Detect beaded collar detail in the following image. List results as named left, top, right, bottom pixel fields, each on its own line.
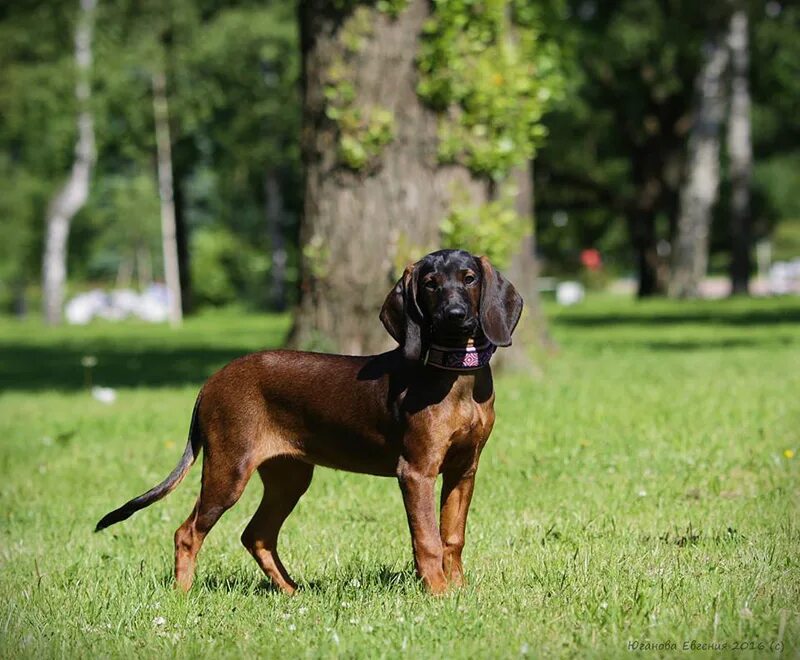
left=423, top=340, right=496, bottom=371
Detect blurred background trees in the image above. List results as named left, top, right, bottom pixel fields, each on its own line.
left=535, top=0, right=799, bottom=297
left=0, top=1, right=798, bottom=336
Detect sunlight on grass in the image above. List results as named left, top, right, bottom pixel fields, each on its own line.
left=1, top=298, right=798, bottom=657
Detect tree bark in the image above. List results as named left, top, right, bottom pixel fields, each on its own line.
left=492, top=162, right=551, bottom=371
left=152, top=70, right=183, bottom=327
left=265, top=172, right=288, bottom=310
left=669, top=32, right=729, bottom=298
left=628, top=195, right=663, bottom=298
left=727, top=9, right=752, bottom=295
left=41, top=0, right=96, bottom=325
left=291, top=0, right=487, bottom=355
left=172, top=177, right=192, bottom=314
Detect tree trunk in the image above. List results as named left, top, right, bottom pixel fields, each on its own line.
left=290, top=0, right=486, bottom=355
left=629, top=208, right=662, bottom=298
left=492, top=161, right=551, bottom=372
left=172, top=173, right=192, bottom=314
left=152, top=70, right=183, bottom=327
left=265, top=172, right=288, bottom=310
left=727, top=9, right=752, bottom=295
left=136, top=245, right=152, bottom=289
left=669, top=32, right=729, bottom=298
left=41, top=0, right=96, bottom=325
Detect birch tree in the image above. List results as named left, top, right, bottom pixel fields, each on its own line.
left=152, top=70, right=183, bottom=326
left=41, top=0, right=96, bottom=325
left=669, top=31, right=729, bottom=298
left=727, top=8, right=752, bottom=295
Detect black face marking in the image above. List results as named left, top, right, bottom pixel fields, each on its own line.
left=415, top=250, right=482, bottom=343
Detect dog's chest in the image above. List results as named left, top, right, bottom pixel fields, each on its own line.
left=446, top=394, right=494, bottom=447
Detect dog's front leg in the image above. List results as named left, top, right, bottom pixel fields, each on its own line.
left=439, top=464, right=477, bottom=587
left=397, top=459, right=448, bottom=594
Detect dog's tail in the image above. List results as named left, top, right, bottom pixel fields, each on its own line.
left=94, top=393, right=204, bottom=532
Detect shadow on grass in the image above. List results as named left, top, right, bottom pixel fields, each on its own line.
left=302, top=565, right=416, bottom=593
left=181, top=564, right=417, bottom=596
left=0, top=343, right=253, bottom=392
left=196, top=572, right=288, bottom=596
left=623, top=336, right=797, bottom=352
left=555, top=305, right=800, bottom=328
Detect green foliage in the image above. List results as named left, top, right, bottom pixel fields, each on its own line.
left=324, top=6, right=397, bottom=171
left=301, top=233, right=332, bottom=280
left=337, top=107, right=395, bottom=170
left=0, top=1, right=78, bottom=305
left=82, top=172, right=161, bottom=281
left=771, top=220, right=800, bottom=263
left=191, top=226, right=269, bottom=308
left=440, top=190, right=528, bottom=269
left=534, top=0, right=704, bottom=275
left=0, top=0, right=302, bottom=311
left=376, top=0, right=409, bottom=19
left=1, top=297, right=799, bottom=655
left=0, top=155, right=46, bottom=309
left=417, top=0, right=565, bottom=179
left=536, top=1, right=800, bottom=277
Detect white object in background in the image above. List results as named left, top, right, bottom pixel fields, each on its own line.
left=91, top=386, right=117, bottom=405
left=65, top=284, right=171, bottom=324
left=768, top=260, right=800, bottom=295
left=137, top=284, right=170, bottom=322
left=65, top=290, right=107, bottom=325
left=556, top=281, right=585, bottom=306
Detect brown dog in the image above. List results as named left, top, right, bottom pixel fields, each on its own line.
left=96, top=249, right=522, bottom=594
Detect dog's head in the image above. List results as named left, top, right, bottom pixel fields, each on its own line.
left=380, top=249, right=523, bottom=361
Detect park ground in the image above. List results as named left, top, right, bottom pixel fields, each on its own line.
left=1, top=295, right=798, bottom=658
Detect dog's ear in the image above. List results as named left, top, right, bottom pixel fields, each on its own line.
left=477, top=256, right=523, bottom=347
left=380, top=264, right=423, bottom=361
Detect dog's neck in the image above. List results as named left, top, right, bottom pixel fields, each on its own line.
left=422, top=337, right=496, bottom=372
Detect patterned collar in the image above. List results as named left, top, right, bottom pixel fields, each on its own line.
left=423, top=340, right=496, bottom=372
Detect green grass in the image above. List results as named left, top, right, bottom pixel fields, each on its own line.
left=1, top=296, right=799, bottom=658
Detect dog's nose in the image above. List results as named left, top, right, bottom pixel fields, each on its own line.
left=445, top=306, right=467, bottom=322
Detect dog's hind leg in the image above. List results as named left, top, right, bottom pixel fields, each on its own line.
left=174, top=456, right=254, bottom=592
left=241, top=457, right=314, bottom=595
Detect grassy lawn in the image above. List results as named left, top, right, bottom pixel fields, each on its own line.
left=1, top=297, right=798, bottom=658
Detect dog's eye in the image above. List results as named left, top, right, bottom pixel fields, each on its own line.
left=464, top=274, right=476, bottom=285
left=424, top=280, right=438, bottom=291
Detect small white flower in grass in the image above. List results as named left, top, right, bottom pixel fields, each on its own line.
left=413, top=615, right=424, bottom=624
left=637, top=489, right=647, bottom=497
left=350, top=578, right=361, bottom=588
left=520, top=643, right=529, bottom=655
left=152, top=616, right=166, bottom=627
left=298, top=607, right=308, bottom=615
left=92, top=386, right=117, bottom=405
left=81, top=355, right=98, bottom=368
left=349, top=618, right=358, bottom=625
left=282, top=612, right=292, bottom=620
left=288, top=624, right=296, bottom=632
left=331, top=631, right=340, bottom=644
left=600, top=601, right=608, bottom=610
